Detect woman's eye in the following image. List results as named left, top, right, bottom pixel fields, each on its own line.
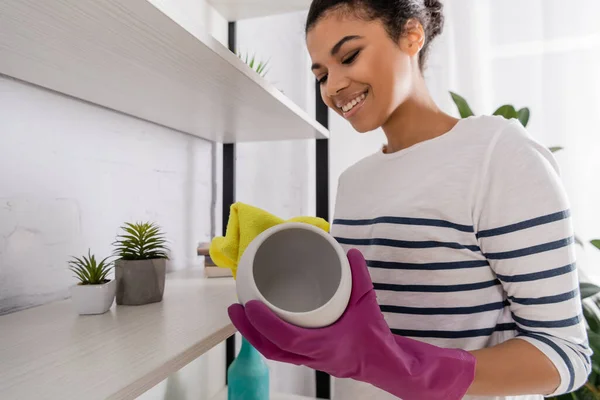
left=317, top=75, right=328, bottom=85
left=342, top=50, right=360, bottom=64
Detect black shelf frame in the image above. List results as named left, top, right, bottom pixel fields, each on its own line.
left=224, top=21, right=237, bottom=384
left=314, top=80, right=331, bottom=399
left=223, top=21, right=331, bottom=399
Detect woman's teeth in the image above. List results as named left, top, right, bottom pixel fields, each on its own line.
left=342, top=93, right=366, bottom=112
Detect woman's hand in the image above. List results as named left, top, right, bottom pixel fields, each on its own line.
left=228, top=249, right=477, bottom=400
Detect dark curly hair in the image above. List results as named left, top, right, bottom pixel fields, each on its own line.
left=306, top=0, right=444, bottom=70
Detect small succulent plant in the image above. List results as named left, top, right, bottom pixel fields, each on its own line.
left=68, top=250, right=113, bottom=285
left=237, top=51, right=270, bottom=78
left=113, top=222, right=169, bottom=261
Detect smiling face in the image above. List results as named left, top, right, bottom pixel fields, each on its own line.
left=306, top=8, right=422, bottom=133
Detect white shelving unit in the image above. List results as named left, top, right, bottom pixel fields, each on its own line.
left=212, top=387, right=318, bottom=400
left=207, top=0, right=312, bottom=21
left=0, top=0, right=330, bottom=398
left=0, top=269, right=237, bottom=400
left=0, top=0, right=328, bottom=143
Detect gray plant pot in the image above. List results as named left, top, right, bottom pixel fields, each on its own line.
left=115, top=258, right=166, bottom=305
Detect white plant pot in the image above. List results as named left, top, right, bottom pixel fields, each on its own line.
left=69, top=280, right=116, bottom=315
left=236, top=222, right=352, bottom=328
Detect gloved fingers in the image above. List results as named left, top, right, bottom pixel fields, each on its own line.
left=244, top=250, right=376, bottom=354
left=228, top=303, right=310, bottom=365
left=346, top=248, right=375, bottom=306
left=244, top=300, right=319, bottom=355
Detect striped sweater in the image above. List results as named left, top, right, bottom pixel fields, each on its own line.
left=329, top=115, right=591, bottom=400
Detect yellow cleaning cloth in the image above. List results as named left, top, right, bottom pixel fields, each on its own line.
left=209, top=202, right=330, bottom=279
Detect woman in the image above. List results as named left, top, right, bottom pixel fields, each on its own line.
left=228, top=1, right=592, bottom=399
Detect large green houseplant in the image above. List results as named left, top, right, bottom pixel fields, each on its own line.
left=113, top=221, right=169, bottom=306
left=450, top=92, right=600, bottom=398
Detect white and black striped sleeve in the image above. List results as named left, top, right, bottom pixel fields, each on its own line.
left=473, top=121, right=592, bottom=396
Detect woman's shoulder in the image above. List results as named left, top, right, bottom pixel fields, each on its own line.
left=449, top=114, right=524, bottom=145
left=475, top=115, right=558, bottom=172
left=457, top=114, right=542, bottom=148
left=449, top=114, right=558, bottom=172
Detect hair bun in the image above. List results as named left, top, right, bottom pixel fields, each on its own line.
left=424, top=0, right=444, bottom=38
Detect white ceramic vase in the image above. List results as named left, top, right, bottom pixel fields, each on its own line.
left=236, top=222, right=352, bottom=328
left=69, top=280, right=116, bottom=315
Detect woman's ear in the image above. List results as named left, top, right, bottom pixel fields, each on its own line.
left=399, top=18, right=425, bottom=57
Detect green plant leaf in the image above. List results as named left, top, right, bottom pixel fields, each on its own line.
left=577, top=384, right=599, bottom=399
left=591, top=240, right=600, bottom=250
left=256, top=61, right=267, bottom=76
left=585, top=310, right=600, bottom=335
left=549, top=146, right=564, bottom=153
left=588, top=330, right=600, bottom=353
left=116, top=234, right=139, bottom=241
left=581, top=283, right=600, bottom=299
left=69, top=267, right=88, bottom=283
left=113, top=222, right=169, bottom=260
left=122, top=225, right=140, bottom=235
left=68, top=249, right=113, bottom=285
left=256, top=58, right=270, bottom=77
left=69, top=256, right=92, bottom=283
left=592, top=364, right=600, bottom=378
left=237, top=51, right=269, bottom=78
left=493, top=105, right=519, bottom=120
left=517, top=107, right=530, bottom=127
left=550, top=393, right=578, bottom=399
left=449, top=92, right=475, bottom=118
left=587, top=332, right=600, bottom=394
left=581, top=278, right=600, bottom=397
left=594, top=297, right=600, bottom=311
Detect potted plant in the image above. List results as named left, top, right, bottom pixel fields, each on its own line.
left=113, top=221, right=169, bottom=306
left=68, top=250, right=115, bottom=315
left=237, top=51, right=270, bottom=78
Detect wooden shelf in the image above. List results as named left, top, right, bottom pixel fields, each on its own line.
left=207, top=0, right=312, bottom=21
left=212, top=387, right=318, bottom=400
left=0, top=0, right=328, bottom=143
left=0, top=269, right=237, bottom=400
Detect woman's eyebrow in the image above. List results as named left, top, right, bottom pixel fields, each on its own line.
left=311, top=35, right=363, bottom=70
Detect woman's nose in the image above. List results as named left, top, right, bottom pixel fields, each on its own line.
left=326, top=73, right=350, bottom=97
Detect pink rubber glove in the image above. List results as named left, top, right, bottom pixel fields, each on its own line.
left=228, top=249, right=476, bottom=400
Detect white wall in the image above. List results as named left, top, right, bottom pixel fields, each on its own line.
left=235, top=11, right=316, bottom=220
left=0, top=75, right=213, bottom=312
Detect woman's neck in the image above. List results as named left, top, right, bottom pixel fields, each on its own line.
left=381, top=78, right=459, bottom=154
